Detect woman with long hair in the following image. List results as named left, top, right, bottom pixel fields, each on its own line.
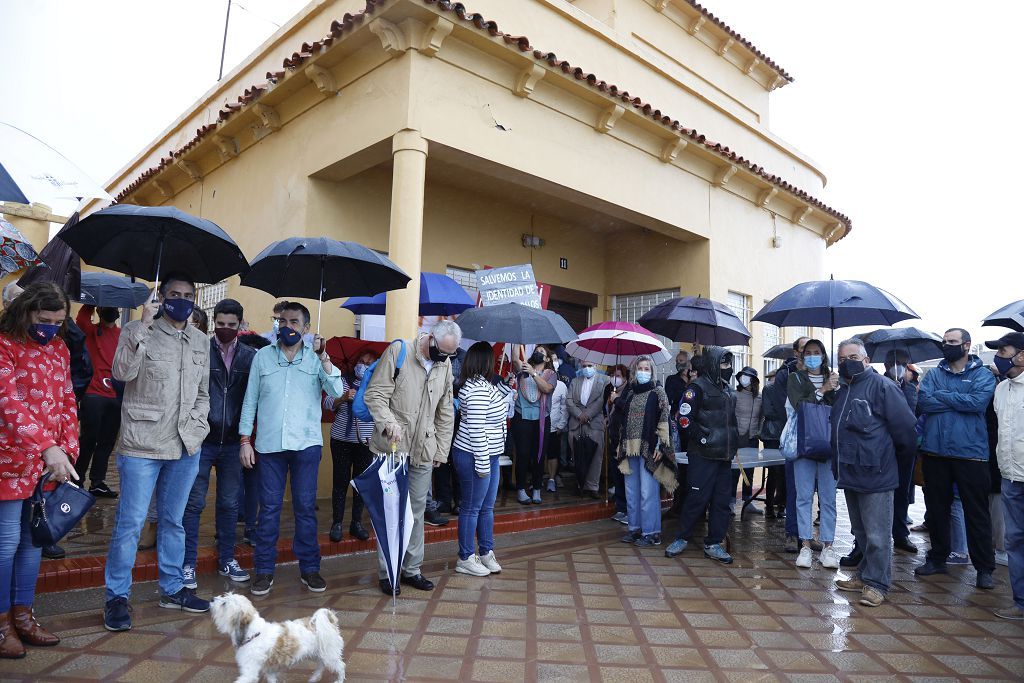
left=787, top=339, right=840, bottom=569
left=451, top=342, right=513, bottom=576
left=606, top=364, right=631, bottom=522
left=511, top=346, right=555, bottom=504
left=732, top=367, right=762, bottom=514
left=0, top=282, right=79, bottom=659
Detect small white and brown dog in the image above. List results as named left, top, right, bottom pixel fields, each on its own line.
left=210, top=593, right=346, bottom=683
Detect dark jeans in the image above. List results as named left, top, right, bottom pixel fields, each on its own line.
left=765, top=465, right=787, bottom=511
left=921, top=455, right=994, bottom=572
left=329, top=439, right=370, bottom=525
left=511, top=415, right=544, bottom=491
left=613, top=460, right=627, bottom=514
left=254, top=446, right=322, bottom=575
left=845, top=489, right=894, bottom=594
left=75, top=394, right=121, bottom=486
left=676, top=455, right=732, bottom=546
left=183, top=442, right=242, bottom=566
left=892, top=450, right=916, bottom=541
left=433, top=460, right=461, bottom=509
left=784, top=459, right=798, bottom=536
left=239, top=463, right=259, bottom=536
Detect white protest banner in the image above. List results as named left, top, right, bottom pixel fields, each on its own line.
left=475, top=264, right=542, bottom=308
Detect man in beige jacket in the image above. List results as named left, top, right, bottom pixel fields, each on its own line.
left=364, top=319, right=458, bottom=595
left=103, top=273, right=211, bottom=632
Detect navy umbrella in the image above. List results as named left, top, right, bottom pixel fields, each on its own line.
left=342, top=272, right=475, bottom=316
left=351, top=455, right=412, bottom=601
left=241, top=236, right=410, bottom=333
left=637, top=296, right=751, bottom=346
left=753, top=279, right=919, bottom=331
left=77, top=272, right=152, bottom=308
left=982, top=300, right=1024, bottom=333
left=763, top=343, right=795, bottom=360
left=857, top=327, right=943, bottom=363
left=455, top=302, right=576, bottom=344
left=59, top=204, right=248, bottom=285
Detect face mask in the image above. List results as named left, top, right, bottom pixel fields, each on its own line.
left=942, top=344, right=966, bottom=363
left=99, top=308, right=120, bottom=323
left=612, top=376, right=623, bottom=388
left=162, top=298, right=194, bottom=322
left=886, top=365, right=906, bottom=381
left=29, top=323, right=60, bottom=345
left=738, top=375, right=751, bottom=388
left=839, top=359, right=865, bottom=380
left=803, top=355, right=823, bottom=370
left=278, top=326, right=303, bottom=347
left=993, top=355, right=1017, bottom=376
left=635, top=371, right=652, bottom=384
left=529, top=351, right=546, bottom=366
left=214, top=327, right=238, bottom=344
left=580, top=365, right=596, bottom=378
left=428, top=338, right=451, bottom=363
left=720, top=367, right=734, bottom=383
left=354, top=363, right=368, bottom=379
left=552, top=358, right=561, bottom=370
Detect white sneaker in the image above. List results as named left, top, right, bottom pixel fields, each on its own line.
left=456, top=555, right=491, bottom=577
left=546, top=479, right=556, bottom=492
left=479, top=551, right=502, bottom=573
left=532, top=490, right=542, bottom=504
left=996, top=550, right=1009, bottom=567
left=796, top=547, right=813, bottom=568
left=819, top=546, right=840, bottom=569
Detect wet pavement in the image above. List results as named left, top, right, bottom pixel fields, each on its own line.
left=15, top=494, right=1024, bottom=682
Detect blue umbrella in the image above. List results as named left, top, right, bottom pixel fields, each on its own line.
left=637, top=296, right=751, bottom=346
left=857, top=327, right=943, bottom=363
left=78, top=272, right=152, bottom=308
left=342, top=272, right=475, bottom=316
left=982, top=300, right=1024, bottom=333
left=351, top=455, right=413, bottom=599
left=753, top=279, right=919, bottom=336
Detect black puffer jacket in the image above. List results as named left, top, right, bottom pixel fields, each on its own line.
left=680, top=346, right=739, bottom=462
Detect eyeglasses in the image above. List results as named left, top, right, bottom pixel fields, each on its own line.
left=430, top=339, right=457, bottom=359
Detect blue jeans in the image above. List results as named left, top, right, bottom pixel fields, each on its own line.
left=793, top=457, right=836, bottom=544
left=0, top=499, right=40, bottom=612
left=183, top=443, right=242, bottom=567
left=625, top=458, right=662, bottom=536
left=1002, top=479, right=1024, bottom=609
left=254, top=446, right=321, bottom=576
left=845, top=490, right=894, bottom=594
left=452, top=449, right=500, bottom=561
left=950, top=496, right=968, bottom=555
left=105, top=451, right=202, bottom=600
left=785, top=459, right=798, bottom=537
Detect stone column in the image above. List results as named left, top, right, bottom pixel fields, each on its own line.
left=385, top=129, right=427, bottom=341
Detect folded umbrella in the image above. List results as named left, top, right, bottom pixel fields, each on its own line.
left=77, top=272, right=152, bottom=308
left=342, top=272, right=475, bottom=316
left=351, top=454, right=413, bottom=603
left=858, top=327, right=943, bottom=364
left=982, top=300, right=1024, bottom=333
left=637, top=296, right=750, bottom=346
left=455, top=302, right=576, bottom=344
left=566, top=321, right=671, bottom=365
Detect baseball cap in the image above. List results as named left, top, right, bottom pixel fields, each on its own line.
left=984, top=332, right=1024, bottom=350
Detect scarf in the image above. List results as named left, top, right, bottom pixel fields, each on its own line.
left=617, top=381, right=677, bottom=493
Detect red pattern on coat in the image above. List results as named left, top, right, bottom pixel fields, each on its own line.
left=0, top=334, right=79, bottom=501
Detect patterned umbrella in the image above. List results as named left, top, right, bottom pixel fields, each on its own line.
left=0, top=219, right=42, bottom=276
left=566, top=321, right=672, bottom=365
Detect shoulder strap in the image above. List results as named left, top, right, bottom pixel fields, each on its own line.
left=392, top=340, right=406, bottom=381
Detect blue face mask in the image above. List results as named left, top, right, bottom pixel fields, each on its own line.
left=162, top=298, right=195, bottom=323
left=803, top=355, right=823, bottom=370
left=354, top=363, right=368, bottom=379
left=278, top=326, right=303, bottom=347
left=635, top=370, right=652, bottom=384
left=994, top=355, right=1018, bottom=376
left=29, top=323, right=60, bottom=345
left=580, top=365, right=596, bottom=378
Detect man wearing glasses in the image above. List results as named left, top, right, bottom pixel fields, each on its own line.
left=103, top=273, right=211, bottom=632
left=239, top=301, right=344, bottom=597
left=364, top=320, right=458, bottom=595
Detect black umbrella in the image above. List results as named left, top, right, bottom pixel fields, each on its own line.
left=18, top=212, right=82, bottom=295
left=59, top=204, right=249, bottom=284
left=857, top=327, right=943, bottom=364
left=240, top=236, right=410, bottom=333
left=637, top=296, right=751, bottom=346
left=982, top=300, right=1024, bottom=333
left=77, top=272, right=151, bottom=308
left=455, top=303, right=576, bottom=344
left=763, top=343, right=795, bottom=360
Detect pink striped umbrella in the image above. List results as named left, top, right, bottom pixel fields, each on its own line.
left=565, top=321, right=672, bottom=366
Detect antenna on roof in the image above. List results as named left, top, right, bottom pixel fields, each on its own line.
left=218, top=0, right=233, bottom=81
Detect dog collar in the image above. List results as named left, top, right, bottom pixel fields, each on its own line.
left=239, top=630, right=261, bottom=646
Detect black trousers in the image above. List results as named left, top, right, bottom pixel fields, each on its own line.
left=511, top=415, right=544, bottom=491
left=765, top=466, right=787, bottom=510
left=329, top=439, right=371, bottom=525
left=433, top=460, right=461, bottom=508
left=74, top=394, right=121, bottom=486
left=921, top=455, right=994, bottom=572
left=676, top=455, right=732, bottom=546
left=892, top=450, right=916, bottom=541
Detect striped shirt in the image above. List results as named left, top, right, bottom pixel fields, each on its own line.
left=323, top=376, right=375, bottom=444
left=454, top=377, right=514, bottom=476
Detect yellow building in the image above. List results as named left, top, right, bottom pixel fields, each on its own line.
left=93, top=0, right=848, bottom=375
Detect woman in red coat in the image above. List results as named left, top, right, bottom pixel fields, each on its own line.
left=0, top=282, right=79, bottom=659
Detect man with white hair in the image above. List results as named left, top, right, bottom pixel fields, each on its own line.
left=1, top=282, right=23, bottom=309
left=364, top=319, right=458, bottom=595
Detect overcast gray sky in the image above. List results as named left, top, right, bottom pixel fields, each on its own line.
left=2, top=0, right=1019, bottom=346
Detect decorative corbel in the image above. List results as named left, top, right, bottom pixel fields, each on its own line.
left=594, top=104, right=624, bottom=134
left=713, top=164, right=738, bottom=187
left=152, top=180, right=173, bottom=198
left=825, top=222, right=845, bottom=242
left=654, top=0, right=670, bottom=11
left=717, top=38, right=734, bottom=57
left=792, top=205, right=813, bottom=226
left=212, top=135, right=239, bottom=161
left=252, top=103, right=281, bottom=130
left=659, top=138, right=687, bottom=163
left=304, top=64, right=339, bottom=95
left=513, top=64, right=545, bottom=98
left=369, top=17, right=410, bottom=55
left=176, top=160, right=202, bottom=182
left=769, top=74, right=786, bottom=90
left=687, top=15, right=705, bottom=35
left=744, top=58, right=760, bottom=75
left=756, top=187, right=778, bottom=208
left=420, top=16, right=454, bottom=57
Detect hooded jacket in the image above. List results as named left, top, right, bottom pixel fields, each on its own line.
left=993, top=370, right=1024, bottom=483
left=677, top=346, right=738, bottom=462
left=917, top=355, right=996, bottom=460
left=831, top=368, right=918, bottom=493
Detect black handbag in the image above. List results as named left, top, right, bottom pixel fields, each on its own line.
left=29, top=473, right=96, bottom=547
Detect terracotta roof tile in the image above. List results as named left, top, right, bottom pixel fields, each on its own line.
left=680, top=0, right=792, bottom=82
left=113, top=0, right=847, bottom=239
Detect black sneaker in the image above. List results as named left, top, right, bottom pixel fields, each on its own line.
left=329, top=522, right=343, bottom=543
left=250, top=574, right=274, bottom=596
left=89, top=483, right=118, bottom=499
left=41, top=544, right=66, bottom=560
left=976, top=571, right=995, bottom=590
left=914, top=560, right=948, bottom=577
left=840, top=548, right=863, bottom=567
left=159, top=588, right=210, bottom=613
left=424, top=509, right=448, bottom=527
left=300, top=572, right=327, bottom=593
left=893, top=537, right=918, bottom=554
left=103, top=597, right=132, bottom=631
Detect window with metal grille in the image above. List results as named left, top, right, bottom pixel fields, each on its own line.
left=445, top=266, right=478, bottom=299
left=611, top=289, right=679, bottom=383
left=194, top=281, right=227, bottom=325
left=726, top=290, right=752, bottom=372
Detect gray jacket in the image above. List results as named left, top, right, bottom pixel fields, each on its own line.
left=112, top=316, right=211, bottom=459
left=567, top=374, right=610, bottom=432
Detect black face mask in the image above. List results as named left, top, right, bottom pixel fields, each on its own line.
left=528, top=351, right=546, bottom=366
left=720, top=367, right=734, bottom=384
left=428, top=339, right=451, bottom=363
left=99, top=308, right=120, bottom=323
left=839, top=359, right=865, bottom=380
left=942, top=344, right=967, bottom=363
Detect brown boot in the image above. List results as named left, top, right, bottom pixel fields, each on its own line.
left=11, top=605, right=60, bottom=646
left=0, top=611, right=26, bottom=659
left=138, top=521, right=157, bottom=551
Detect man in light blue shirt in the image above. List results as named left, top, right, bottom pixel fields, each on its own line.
left=239, top=301, right=343, bottom=596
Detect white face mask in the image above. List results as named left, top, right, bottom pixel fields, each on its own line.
left=552, top=358, right=561, bottom=370
left=738, top=375, right=751, bottom=388
left=612, top=377, right=623, bottom=388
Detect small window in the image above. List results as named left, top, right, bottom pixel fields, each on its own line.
left=194, top=281, right=227, bottom=324
left=611, top=289, right=680, bottom=384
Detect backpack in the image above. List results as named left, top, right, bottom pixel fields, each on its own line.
left=352, top=340, right=406, bottom=422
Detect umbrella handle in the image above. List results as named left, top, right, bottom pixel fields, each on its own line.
left=316, top=258, right=324, bottom=337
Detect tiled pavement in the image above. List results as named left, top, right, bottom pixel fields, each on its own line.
left=13, top=503, right=1024, bottom=682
